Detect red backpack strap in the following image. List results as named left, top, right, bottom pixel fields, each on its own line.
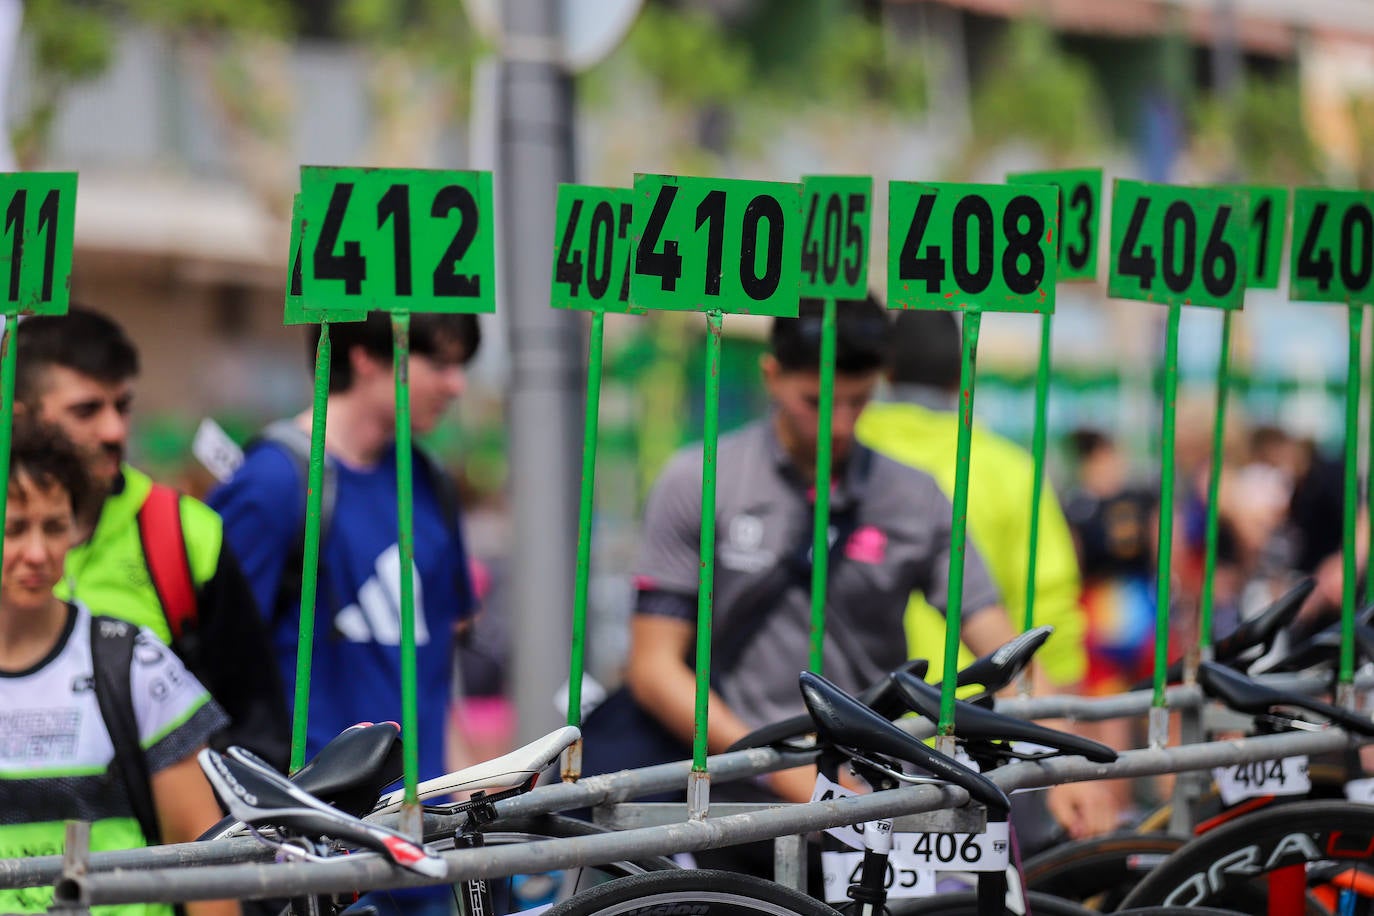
left=137, top=483, right=198, bottom=641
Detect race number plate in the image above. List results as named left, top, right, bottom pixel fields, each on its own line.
left=1108, top=180, right=1248, bottom=309
left=300, top=166, right=496, bottom=315
left=1289, top=188, right=1374, bottom=305
left=0, top=172, right=77, bottom=316
left=1213, top=756, right=1310, bottom=806
left=887, top=181, right=1058, bottom=313
left=800, top=175, right=872, bottom=300
left=894, top=821, right=1012, bottom=873
left=285, top=193, right=365, bottom=324
left=551, top=185, right=638, bottom=312
left=1238, top=185, right=1287, bottom=290
left=631, top=173, right=801, bottom=316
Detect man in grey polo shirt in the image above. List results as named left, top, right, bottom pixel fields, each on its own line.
left=626, top=296, right=1019, bottom=806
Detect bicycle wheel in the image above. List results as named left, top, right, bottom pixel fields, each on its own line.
left=890, top=889, right=1095, bottom=915
left=541, top=870, right=840, bottom=916
left=1021, top=832, right=1184, bottom=910
left=1118, top=800, right=1374, bottom=914
left=1114, top=909, right=1250, bottom=915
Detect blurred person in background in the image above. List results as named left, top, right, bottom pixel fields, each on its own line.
left=856, top=308, right=1120, bottom=839
left=0, top=419, right=233, bottom=916
left=14, top=307, right=289, bottom=770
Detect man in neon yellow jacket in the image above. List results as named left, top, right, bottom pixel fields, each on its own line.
left=856, top=309, right=1086, bottom=689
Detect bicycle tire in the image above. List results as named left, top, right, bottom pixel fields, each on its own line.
left=1118, top=799, right=1374, bottom=913
left=888, top=889, right=1095, bottom=916
left=1114, top=909, right=1250, bottom=915
left=1020, top=832, right=1184, bottom=910
left=541, top=870, right=840, bottom=916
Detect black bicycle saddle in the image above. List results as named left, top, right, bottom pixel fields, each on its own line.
left=1197, top=660, right=1374, bottom=736
left=1213, top=577, right=1314, bottom=664
left=726, top=659, right=930, bottom=753
left=289, top=722, right=404, bottom=817
left=890, top=669, right=1117, bottom=763
left=955, top=625, right=1054, bottom=698
left=799, top=671, right=1009, bottom=814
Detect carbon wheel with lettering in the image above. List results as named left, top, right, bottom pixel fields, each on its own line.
left=1118, top=800, right=1374, bottom=914
left=541, top=870, right=841, bottom=916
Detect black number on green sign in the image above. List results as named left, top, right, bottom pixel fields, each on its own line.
left=587, top=202, right=616, bottom=300
left=803, top=193, right=867, bottom=288
left=315, top=183, right=481, bottom=299
left=316, top=183, right=367, bottom=294
left=5, top=189, right=60, bottom=304
left=1066, top=183, right=1093, bottom=272
left=378, top=184, right=412, bottom=297
left=899, top=193, right=1044, bottom=295
left=1117, top=198, right=1236, bottom=298
left=1203, top=207, right=1238, bottom=297
left=952, top=196, right=993, bottom=294
left=1117, top=198, right=1154, bottom=290
left=696, top=190, right=725, bottom=297
left=637, top=185, right=683, bottom=292
left=431, top=185, right=481, bottom=297
left=1296, top=203, right=1333, bottom=291
left=1004, top=196, right=1046, bottom=295
left=741, top=195, right=784, bottom=301
left=556, top=199, right=586, bottom=296
left=1252, top=197, right=1273, bottom=281
left=898, top=194, right=943, bottom=293
left=1341, top=205, right=1373, bottom=292
left=1161, top=202, right=1196, bottom=294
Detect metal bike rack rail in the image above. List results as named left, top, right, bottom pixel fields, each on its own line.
left=32, top=728, right=1364, bottom=910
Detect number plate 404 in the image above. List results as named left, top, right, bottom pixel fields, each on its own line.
left=887, top=182, right=1059, bottom=314
left=1213, top=756, right=1310, bottom=806
left=299, top=167, right=496, bottom=315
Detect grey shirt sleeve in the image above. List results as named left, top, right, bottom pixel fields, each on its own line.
left=632, top=450, right=704, bottom=597
left=916, top=476, right=1002, bottom=621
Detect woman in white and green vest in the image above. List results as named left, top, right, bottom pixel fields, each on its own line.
left=0, top=420, right=235, bottom=916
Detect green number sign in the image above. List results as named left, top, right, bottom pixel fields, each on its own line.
left=285, top=193, right=365, bottom=325
left=1289, top=189, right=1374, bottom=305
left=800, top=175, right=871, bottom=299
left=1240, top=186, right=1287, bottom=290
left=299, top=166, right=496, bottom=315
left=0, top=172, right=77, bottom=316
left=631, top=173, right=801, bottom=316
left=552, top=185, right=637, bottom=312
left=1007, top=168, right=1100, bottom=282
left=887, top=181, right=1058, bottom=313
left=1109, top=180, right=1248, bottom=309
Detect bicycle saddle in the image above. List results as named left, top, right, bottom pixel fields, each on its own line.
left=371, top=725, right=580, bottom=816
left=799, top=671, right=1009, bottom=814
left=1197, top=661, right=1374, bottom=736
left=289, top=722, right=404, bottom=818
left=1214, top=577, right=1314, bottom=663
left=1256, top=602, right=1374, bottom=674
left=955, top=625, right=1054, bottom=698
left=200, top=748, right=447, bottom=877
left=725, top=659, right=930, bottom=753
left=890, top=669, right=1118, bottom=763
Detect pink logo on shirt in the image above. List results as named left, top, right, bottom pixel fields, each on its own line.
left=845, top=525, right=887, bottom=565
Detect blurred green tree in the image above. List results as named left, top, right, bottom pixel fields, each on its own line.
left=1189, top=70, right=1321, bottom=184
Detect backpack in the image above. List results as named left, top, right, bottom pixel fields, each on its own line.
left=89, top=615, right=160, bottom=846
left=246, top=419, right=466, bottom=624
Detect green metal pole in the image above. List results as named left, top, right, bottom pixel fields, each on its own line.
left=291, top=323, right=332, bottom=773
left=938, top=309, right=981, bottom=744
left=1341, top=305, right=1363, bottom=693
left=1367, top=302, right=1374, bottom=610
left=392, top=312, right=420, bottom=827
left=1023, top=313, right=1053, bottom=635
left=1151, top=302, right=1183, bottom=748
left=1198, top=310, right=1234, bottom=660
left=690, top=310, right=724, bottom=820
left=0, top=319, right=17, bottom=564
left=809, top=297, right=837, bottom=673
left=564, top=310, right=606, bottom=781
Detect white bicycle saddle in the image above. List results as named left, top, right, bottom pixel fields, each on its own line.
left=370, top=725, right=580, bottom=816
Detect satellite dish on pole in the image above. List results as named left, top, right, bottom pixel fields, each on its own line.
left=462, top=0, right=644, bottom=72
